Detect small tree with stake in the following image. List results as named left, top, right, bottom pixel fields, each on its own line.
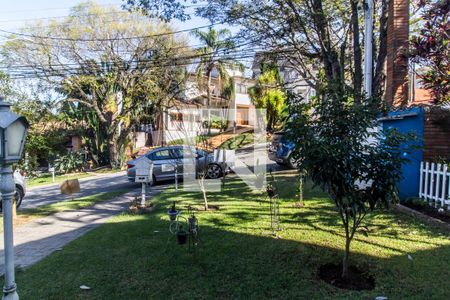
left=287, top=93, right=413, bottom=280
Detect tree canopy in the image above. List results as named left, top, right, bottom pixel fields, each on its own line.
left=248, top=67, right=286, bottom=131
left=1, top=2, right=190, bottom=166
left=410, top=0, right=450, bottom=104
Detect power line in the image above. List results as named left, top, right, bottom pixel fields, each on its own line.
left=4, top=48, right=264, bottom=77
left=0, top=22, right=219, bottom=42
left=0, top=2, right=207, bottom=24
left=0, top=5, right=268, bottom=42
left=0, top=35, right=261, bottom=71
left=2, top=38, right=287, bottom=79
left=3, top=43, right=270, bottom=79
left=5, top=47, right=293, bottom=79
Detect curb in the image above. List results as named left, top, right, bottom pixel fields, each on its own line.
left=395, top=204, right=450, bottom=232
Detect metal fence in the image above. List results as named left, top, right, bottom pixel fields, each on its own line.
left=419, top=161, right=450, bottom=208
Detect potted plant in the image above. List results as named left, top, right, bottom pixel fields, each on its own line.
left=266, top=183, right=276, bottom=198
left=176, top=226, right=188, bottom=245
left=168, top=201, right=178, bottom=221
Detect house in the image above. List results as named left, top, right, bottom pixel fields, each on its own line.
left=380, top=0, right=450, bottom=201
left=251, top=51, right=316, bottom=102
left=134, top=68, right=257, bottom=147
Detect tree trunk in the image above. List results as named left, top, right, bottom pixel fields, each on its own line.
left=108, top=136, right=120, bottom=168
left=342, top=234, right=351, bottom=279
left=298, top=173, right=304, bottom=204
left=207, top=72, right=212, bottom=135
left=351, top=0, right=362, bottom=102
left=373, top=0, right=389, bottom=98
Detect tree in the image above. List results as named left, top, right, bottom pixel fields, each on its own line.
left=248, top=67, right=287, bottom=131
left=123, top=0, right=194, bottom=21
left=286, top=93, right=412, bottom=279
left=191, top=28, right=243, bottom=132
left=196, top=0, right=389, bottom=102
left=410, top=0, right=450, bottom=104
left=1, top=2, right=189, bottom=167
left=11, top=97, right=68, bottom=175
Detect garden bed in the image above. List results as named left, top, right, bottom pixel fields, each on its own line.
left=402, top=201, right=450, bottom=224
left=397, top=202, right=450, bottom=230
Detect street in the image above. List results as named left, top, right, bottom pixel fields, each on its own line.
left=21, top=147, right=285, bottom=210
left=21, top=172, right=138, bottom=209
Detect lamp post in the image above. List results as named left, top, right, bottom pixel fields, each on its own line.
left=0, top=97, right=29, bottom=300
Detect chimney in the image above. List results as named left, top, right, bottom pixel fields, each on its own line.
left=385, top=0, right=409, bottom=107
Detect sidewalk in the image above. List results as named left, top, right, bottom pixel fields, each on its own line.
left=0, top=184, right=164, bottom=275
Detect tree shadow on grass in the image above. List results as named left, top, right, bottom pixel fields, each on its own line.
left=10, top=213, right=450, bottom=300
left=6, top=171, right=450, bottom=299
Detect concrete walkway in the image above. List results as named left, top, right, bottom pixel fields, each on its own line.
left=0, top=184, right=166, bottom=275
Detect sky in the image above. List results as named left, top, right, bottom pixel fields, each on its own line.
left=0, top=0, right=209, bottom=44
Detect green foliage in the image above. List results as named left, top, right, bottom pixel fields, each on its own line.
left=123, top=0, right=192, bottom=21
left=2, top=2, right=189, bottom=167
left=193, top=28, right=243, bottom=107
left=249, top=68, right=287, bottom=131
left=410, top=0, right=450, bottom=104
left=286, top=92, right=415, bottom=277
left=11, top=98, right=67, bottom=175
left=54, top=152, right=84, bottom=174
left=202, top=116, right=227, bottom=130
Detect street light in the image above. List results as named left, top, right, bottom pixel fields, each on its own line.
left=0, top=97, right=29, bottom=300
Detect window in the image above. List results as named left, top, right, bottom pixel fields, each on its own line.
left=169, top=113, right=183, bottom=121
left=236, top=83, right=247, bottom=94
left=150, top=149, right=173, bottom=160
left=173, top=147, right=196, bottom=159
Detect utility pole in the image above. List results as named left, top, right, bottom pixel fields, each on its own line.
left=364, top=0, right=373, bottom=97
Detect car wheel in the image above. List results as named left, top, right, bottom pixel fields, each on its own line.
left=286, top=155, right=297, bottom=169
left=0, top=186, right=24, bottom=213
left=15, top=186, right=24, bottom=209
left=206, top=164, right=222, bottom=179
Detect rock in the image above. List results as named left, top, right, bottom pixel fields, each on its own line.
left=80, top=285, right=91, bottom=290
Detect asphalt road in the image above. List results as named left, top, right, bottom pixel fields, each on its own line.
left=20, top=146, right=286, bottom=210
left=21, top=172, right=139, bottom=209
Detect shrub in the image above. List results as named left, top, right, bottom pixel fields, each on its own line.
left=54, top=151, right=84, bottom=174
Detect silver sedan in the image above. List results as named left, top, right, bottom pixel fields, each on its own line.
left=127, top=146, right=224, bottom=183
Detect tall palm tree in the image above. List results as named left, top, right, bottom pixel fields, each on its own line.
left=191, top=28, right=243, bottom=132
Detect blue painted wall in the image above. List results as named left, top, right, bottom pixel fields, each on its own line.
left=380, top=107, right=424, bottom=200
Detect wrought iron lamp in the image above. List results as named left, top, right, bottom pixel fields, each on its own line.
left=0, top=97, right=29, bottom=300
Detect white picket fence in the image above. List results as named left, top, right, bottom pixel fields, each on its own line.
left=419, top=161, right=450, bottom=208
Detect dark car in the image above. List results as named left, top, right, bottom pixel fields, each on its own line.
left=268, top=131, right=297, bottom=169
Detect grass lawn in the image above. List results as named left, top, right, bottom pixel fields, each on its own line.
left=1, top=190, right=129, bottom=230
left=8, top=171, right=450, bottom=299
left=168, top=133, right=219, bottom=146
left=219, top=132, right=266, bottom=149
